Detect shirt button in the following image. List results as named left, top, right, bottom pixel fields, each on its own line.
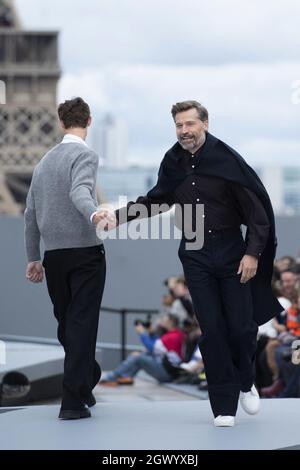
left=202, top=214, right=205, bottom=218
left=192, top=182, right=195, bottom=185
left=208, top=230, right=212, bottom=233
left=192, top=165, right=195, bottom=168
left=196, top=198, right=200, bottom=202
left=191, top=154, right=194, bottom=158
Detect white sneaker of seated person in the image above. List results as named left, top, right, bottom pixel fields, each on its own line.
left=214, top=415, right=235, bottom=427
left=239, top=384, right=260, bottom=415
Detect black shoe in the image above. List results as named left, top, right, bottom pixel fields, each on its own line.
left=58, top=407, right=91, bottom=420
left=85, top=393, right=96, bottom=408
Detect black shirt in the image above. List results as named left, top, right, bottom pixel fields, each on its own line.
left=116, top=138, right=270, bottom=258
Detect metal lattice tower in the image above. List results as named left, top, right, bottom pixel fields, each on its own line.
left=0, top=0, right=61, bottom=214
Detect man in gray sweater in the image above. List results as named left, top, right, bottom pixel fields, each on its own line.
left=24, top=97, right=105, bottom=420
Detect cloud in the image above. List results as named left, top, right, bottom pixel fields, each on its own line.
left=15, top=0, right=300, bottom=68
left=14, top=0, right=300, bottom=166
left=58, top=62, right=300, bottom=165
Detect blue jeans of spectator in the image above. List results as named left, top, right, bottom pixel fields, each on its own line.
left=279, top=364, right=300, bottom=398
left=108, top=352, right=173, bottom=383
left=275, top=344, right=292, bottom=376
left=275, top=344, right=300, bottom=397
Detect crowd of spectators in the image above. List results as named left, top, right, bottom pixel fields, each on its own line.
left=99, top=253, right=300, bottom=399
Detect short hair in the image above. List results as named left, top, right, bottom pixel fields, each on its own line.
left=58, top=97, right=90, bottom=129
left=175, top=277, right=187, bottom=287
left=280, top=256, right=295, bottom=263
left=280, top=268, right=297, bottom=276
left=166, top=313, right=180, bottom=328
left=171, top=100, right=208, bottom=122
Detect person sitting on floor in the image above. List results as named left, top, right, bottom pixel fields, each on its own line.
left=99, top=313, right=186, bottom=386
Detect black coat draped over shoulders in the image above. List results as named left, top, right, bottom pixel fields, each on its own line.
left=147, top=131, right=283, bottom=326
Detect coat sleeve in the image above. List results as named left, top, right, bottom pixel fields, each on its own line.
left=230, top=183, right=270, bottom=258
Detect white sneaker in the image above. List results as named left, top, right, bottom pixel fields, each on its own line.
left=214, top=415, right=235, bottom=427
left=239, top=384, right=260, bottom=415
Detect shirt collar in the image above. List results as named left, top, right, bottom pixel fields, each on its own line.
left=61, top=133, right=88, bottom=147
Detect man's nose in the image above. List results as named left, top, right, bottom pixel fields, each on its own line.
left=181, top=125, right=189, bottom=134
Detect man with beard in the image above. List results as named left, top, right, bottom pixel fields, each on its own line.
left=98, top=100, right=282, bottom=427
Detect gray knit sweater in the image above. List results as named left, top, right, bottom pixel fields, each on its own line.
left=24, top=142, right=102, bottom=262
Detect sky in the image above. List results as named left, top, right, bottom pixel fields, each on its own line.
left=15, top=0, right=300, bottom=166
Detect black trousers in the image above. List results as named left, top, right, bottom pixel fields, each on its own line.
left=178, top=227, right=258, bottom=417
left=42, top=245, right=106, bottom=410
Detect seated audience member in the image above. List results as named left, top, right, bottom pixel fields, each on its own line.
left=261, top=286, right=300, bottom=397
left=99, top=313, right=186, bottom=386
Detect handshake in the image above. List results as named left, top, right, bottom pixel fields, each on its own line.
left=91, top=208, right=119, bottom=231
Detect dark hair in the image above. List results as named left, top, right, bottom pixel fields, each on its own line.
left=281, top=269, right=297, bottom=276
left=166, top=313, right=180, bottom=328
left=280, top=256, right=295, bottom=263
left=171, top=100, right=208, bottom=122
left=289, top=288, right=300, bottom=304
left=271, top=277, right=283, bottom=297
left=58, top=97, right=90, bottom=129
left=175, top=277, right=187, bottom=287
left=295, top=263, right=300, bottom=275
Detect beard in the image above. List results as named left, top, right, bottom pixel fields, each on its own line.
left=179, top=135, right=197, bottom=151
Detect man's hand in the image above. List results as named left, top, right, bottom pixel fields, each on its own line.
left=92, top=210, right=107, bottom=226
left=26, top=261, right=44, bottom=283
left=237, top=255, right=258, bottom=283
left=92, top=209, right=118, bottom=231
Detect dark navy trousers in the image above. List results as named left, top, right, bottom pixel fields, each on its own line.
left=178, top=227, right=258, bottom=417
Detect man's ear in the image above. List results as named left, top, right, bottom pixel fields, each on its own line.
left=87, top=116, right=92, bottom=127
left=59, top=119, right=66, bottom=130
left=203, top=120, right=209, bottom=131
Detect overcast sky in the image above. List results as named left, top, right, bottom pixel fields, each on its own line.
left=15, top=0, right=300, bottom=166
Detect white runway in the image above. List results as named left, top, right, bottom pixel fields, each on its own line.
left=0, top=398, right=299, bottom=450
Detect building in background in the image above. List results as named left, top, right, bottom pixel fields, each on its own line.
left=257, top=166, right=300, bottom=215
left=93, top=113, right=128, bottom=168
left=0, top=0, right=61, bottom=214
left=258, top=166, right=285, bottom=215
left=0, top=0, right=300, bottom=215
left=97, top=166, right=157, bottom=205
left=283, top=167, right=300, bottom=215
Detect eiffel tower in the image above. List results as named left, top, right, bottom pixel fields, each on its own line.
left=0, top=0, right=61, bottom=214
